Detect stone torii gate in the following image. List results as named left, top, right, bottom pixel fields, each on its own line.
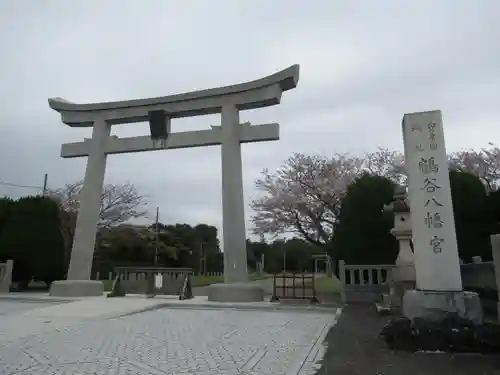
left=48, top=65, right=300, bottom=301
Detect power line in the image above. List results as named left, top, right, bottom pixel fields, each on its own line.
left=0, top=174, right=48, bottom=192
left=0, top=180, right=43, bottom=189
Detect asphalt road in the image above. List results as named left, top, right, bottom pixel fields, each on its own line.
left=314, top=305, right=500, bottom=375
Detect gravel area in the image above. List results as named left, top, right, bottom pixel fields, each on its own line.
left=314, top=305, right=500, bottom=375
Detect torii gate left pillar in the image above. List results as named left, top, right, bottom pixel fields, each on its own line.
left=48, top=65, right=300, bottom=300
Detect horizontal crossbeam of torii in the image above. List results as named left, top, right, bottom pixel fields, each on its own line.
left=60, top=123, right=279, bottom=158
left=48, top=64, right=300, bottom=301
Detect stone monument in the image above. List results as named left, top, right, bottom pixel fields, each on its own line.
left=48, top=65, right=300, bottom=301
left=401, top=110, right=482, bottom=323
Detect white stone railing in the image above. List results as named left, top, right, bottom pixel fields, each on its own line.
left=339, top=260, right=394, bottom=286
left=200, top=271, right=224, bottom=277
left=338, top=260, right=394, bottom=303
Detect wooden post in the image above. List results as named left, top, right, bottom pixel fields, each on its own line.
left=270, top=274, right=279, bottom=302
left=282, top=273, right=286, bottom=298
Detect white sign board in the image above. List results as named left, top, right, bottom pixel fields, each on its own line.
left=402, top=110, right=462, bottom=291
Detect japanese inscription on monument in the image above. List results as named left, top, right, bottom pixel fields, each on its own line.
left=402, top=110, right=462, bottom=291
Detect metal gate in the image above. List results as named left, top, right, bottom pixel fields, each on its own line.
left=270, top=273, right=319, bottom=303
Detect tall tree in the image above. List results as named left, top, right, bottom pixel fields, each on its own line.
left=251, top=149, right=404, bottom=245
left=193, top=224, right=221, bottom=254
left=332, top=173, right=397, bottom=265
left=450, top=170, right=493, bottom=262
left=0, top=197, right=14, bottom=235
left=95, top=225, right=177, bottom=268
left=0, top=196, right=65, bottom=286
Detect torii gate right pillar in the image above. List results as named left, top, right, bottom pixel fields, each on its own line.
left=220, top=105, right=248, bottom=283
left=205, top=104, right=268, bottom=302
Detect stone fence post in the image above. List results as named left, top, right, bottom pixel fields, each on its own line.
left=0, top=259, right=13, bottom=293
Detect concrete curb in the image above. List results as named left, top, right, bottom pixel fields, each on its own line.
left=112, top=300, right=342, bottom=316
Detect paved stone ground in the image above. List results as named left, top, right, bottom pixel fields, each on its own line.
left=0, top=299, right=340, bottom=375
left=3, top=293, right=499, bottom=374
left=315, top=305, right=500, bottom=375
left=0, top=300, right=63, bottom=315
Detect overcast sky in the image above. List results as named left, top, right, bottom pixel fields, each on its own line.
left=0, top=1, right=499, bottom=239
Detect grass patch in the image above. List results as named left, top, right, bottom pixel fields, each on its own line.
left=191, top=275, right=224, bottom=287
left=101, top=272, right=272, bottom=291
left=191, top=273, right=271, bottom=287
left=307, top=275, right=343, bottom=294
left=249, top=273, right=273, bottom=281
left=102, top=279, right=114, bottom=292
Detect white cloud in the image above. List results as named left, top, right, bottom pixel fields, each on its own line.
left=0, top=0, right=499, bottom=240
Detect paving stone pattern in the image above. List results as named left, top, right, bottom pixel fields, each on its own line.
left=0, top=307, right=338, bottom=375
left=0, top=301, right=62, bottom=316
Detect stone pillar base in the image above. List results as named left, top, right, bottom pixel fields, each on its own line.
left=402, top=289, right=483, bottom=325
left=207, top=283, right=264, bottom=302
left=392, top=280, right=416, bottom=307
left=49, top=280, right=103, bottom=297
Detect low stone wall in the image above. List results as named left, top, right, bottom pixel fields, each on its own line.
left=461, top=261, right=495, bottom=290
left=339, top=259, right=498, bottom=312
left=0, top=259, right=13, bottom=293
left=338, top=260, right=394, bottom=303
left=461, top=261, right=497, bottom=317
left=95, top=270, right=224, bottom=281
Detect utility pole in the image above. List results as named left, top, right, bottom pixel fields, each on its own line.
left=282, top=239, right=287, bottom=275
left=42, top=173, right=48, bottom=195
left=154, top=206, right=159, bottom=266
left=198, top=242, right=204, bottom=276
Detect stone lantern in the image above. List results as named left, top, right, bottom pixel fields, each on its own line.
left=381, top=185, right=416, bottom=308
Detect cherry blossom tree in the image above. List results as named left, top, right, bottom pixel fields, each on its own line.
left=362, top=145, right=500, bottom=190
left=363, top=147, right=406, bottom=185
left=448, top=143, right=500, bottom=191
left=250, top=145, right=498, bottom=245
left=250, top=153, right=364, bottom=245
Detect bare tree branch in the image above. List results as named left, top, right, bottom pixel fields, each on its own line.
left=47, top=180, right=148, bottom=229
left=46, top=181, right=148, bottom=264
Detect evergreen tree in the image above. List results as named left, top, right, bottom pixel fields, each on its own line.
left=450, top=170, right=493, bottom=262
left=331, top=173, right=397, bottom=265
left=0, top=196, right=66, bottom=285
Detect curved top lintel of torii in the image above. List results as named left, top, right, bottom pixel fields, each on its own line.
left=48, top=64, right=300, bottom=127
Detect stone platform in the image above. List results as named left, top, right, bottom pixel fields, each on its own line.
left=206, top=282, right=264, bottom=302
left=49, top=280, right=103, bottom=297
left=402, top=289, right=483, bottom=324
